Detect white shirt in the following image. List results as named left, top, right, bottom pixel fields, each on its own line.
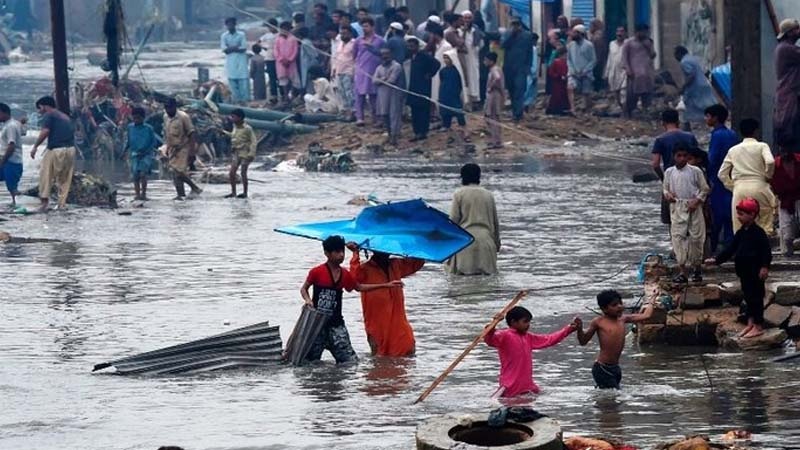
left=259, top=31, right=276, bottom=61
left=0, top=119, right=23, bottom=164
left=664, top=164, right=709, bottom=201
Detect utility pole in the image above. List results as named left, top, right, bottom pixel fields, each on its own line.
left=725, top=0, right=761, bottom=133
left=49, top=0, right=70, bottom=113
left=104, top=0, right=121, bottom=87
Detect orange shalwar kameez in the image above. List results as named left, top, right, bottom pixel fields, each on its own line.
left=349, top=252, right=424, bottom=357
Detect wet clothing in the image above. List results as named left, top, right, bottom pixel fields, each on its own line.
left=708, top=126, right=740, bottom=251
left=679, top=54, right=716, bottom=122
left=230, top=123, right=257, bottom=160
left=305, top=263, right=357, bottom=327
left=349, top=252, right=424, bottom=357
left=0, top=162, right=22, bottom=194
left=714, top=224, right=771, bottom=324
left=446, top=185, right=501, bottom=275
left=484, top=325, right=573, bottom=397
left=306, top=324, right=357, bottom=363
left=592, top=361, right=622, bottom=389
left=39, top=146, right=75, bottom=207
left=718, top=138, right=776, bottom=233
left=126, top=123, right=157, bottom=178
left=163, top=111, right=195, bottom=176
left=40, top=110, right=75, bottom=148
left=774, top=40, right=800, bottom=143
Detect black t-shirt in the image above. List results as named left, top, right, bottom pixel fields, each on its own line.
left=306, top=263, right=357, bottom=327
left=41, top=110, right=75, bottom=149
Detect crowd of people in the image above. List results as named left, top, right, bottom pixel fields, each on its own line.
left=220, top=6, right=724, bottom=148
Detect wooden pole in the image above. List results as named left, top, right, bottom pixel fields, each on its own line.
left=49, top=0, right=70, bottom=113
left=413, top=290, right=528, bottom=404
left=725, top=0, right=761, bottom=133
left=104, top=0, right=121, bottom=87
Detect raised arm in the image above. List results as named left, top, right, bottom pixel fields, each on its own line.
left=624, top=302, right=654, bottom=323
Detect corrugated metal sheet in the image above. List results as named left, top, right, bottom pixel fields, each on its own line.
left=92, top=321, right=283, bottom=375
left=571, top=0, right=595, bottom=22
left=283, top=305, right=330, bottom=366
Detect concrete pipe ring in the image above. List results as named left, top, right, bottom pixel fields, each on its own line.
left=416, top=413, right=563, bottom=450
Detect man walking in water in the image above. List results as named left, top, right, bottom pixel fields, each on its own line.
left=163, top=99, right=202, bottom=200
left=31, top=96, right=76, bottom=212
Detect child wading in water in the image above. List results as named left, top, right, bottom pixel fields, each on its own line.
left=126, top=107, right=157, bottom=201
left=484, top=306, right=578, bottom=398
left=225, top=108, right=256, bottom=198
left=705, top=198, right=771, bottom=338
left=300, top=235, right=402, bottom=363
left=575, top=290, right=654, bottom=389
left=664, top=144, right=710, bottom=283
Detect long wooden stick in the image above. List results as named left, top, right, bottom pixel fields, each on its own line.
left=413, top=290, right=528, bottom=404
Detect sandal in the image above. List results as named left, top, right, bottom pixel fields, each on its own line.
left=672, top=274, right=688, bottom=284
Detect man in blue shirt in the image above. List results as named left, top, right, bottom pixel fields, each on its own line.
left=126, top=107, right=157, bottom=201
left=651, top=109, right=699, bottom=225
left=704, top=104, right=740, bottom=251
left=221, top=17, right=250, bottom=103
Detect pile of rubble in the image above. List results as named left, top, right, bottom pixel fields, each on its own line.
left=636, top=253, right=800, bottom=351
left=23, top=172, right=118, bottom=208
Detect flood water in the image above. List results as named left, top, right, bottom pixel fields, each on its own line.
left=1, top=44, right=799, bottom=450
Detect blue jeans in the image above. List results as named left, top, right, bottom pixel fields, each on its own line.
left=228, top=78, right=250, bottom=103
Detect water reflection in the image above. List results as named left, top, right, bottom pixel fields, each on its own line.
left=362, top=356, right=414, bottom=397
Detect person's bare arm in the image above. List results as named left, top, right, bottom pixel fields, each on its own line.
left=624, top=302, right=654, bottom=323
left=576, top=318, right=598, bottom=346
left=300, top=281, right=313, bottom=305
left=31, top=128, right=50, bottom=158
left=651, top=153, right=664, bottom=180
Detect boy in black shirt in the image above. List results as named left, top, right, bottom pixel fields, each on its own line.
left=705, top=198, right=772, bottom=338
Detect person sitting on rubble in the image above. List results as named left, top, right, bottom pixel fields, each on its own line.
left=574, top=290, right=654, bottom=389
left=300, top=235, right=402, bottom=364
left=705, top=198, right=772, bottom=339
left=225, top=108, right=256, bottom=199
left=484, top=306, right=578, bottom=398
left=125, top=107, right=157, bottom=201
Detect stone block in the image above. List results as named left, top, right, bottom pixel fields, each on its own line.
left=786, top=307, right=800, bottom=338
left=719, top=282, right=743, bottom=304
left=774, top=283, right=800, bottom=306
left=0, top=231, right=9, bottom=242
left=637, top=324, right=665, bottom=344
left=764, top=304, right=793, bottom=328
left=722, top=328, right=788, bottom=351
left=682, top=288, right=707, bottom=309
left=667, top=436, right=711, bottom=450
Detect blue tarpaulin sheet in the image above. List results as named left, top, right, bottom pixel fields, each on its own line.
left=498, top=0, right=555, bottom=28
left=275, top=199, right=474, bottom=263
left=710, top=62, right=731, bottom=104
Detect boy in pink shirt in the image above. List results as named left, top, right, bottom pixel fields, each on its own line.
left=485, top=306, right=578, bottom=398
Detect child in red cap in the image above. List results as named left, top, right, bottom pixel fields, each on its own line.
left=705, top=198, right=772, bottom=338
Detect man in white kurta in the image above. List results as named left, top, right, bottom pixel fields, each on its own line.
left=718, top=123, right=777, bottom=233
left=461, top=11, right=483, bottom=103
left=604, top=26, right=627, bottom=107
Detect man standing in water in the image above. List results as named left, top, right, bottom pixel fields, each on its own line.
left=349, top=244, right=424, bottom=357
left=445, top=163, right=501, bottom=275
left=0, top=102, right=23, bottom=207
left=31, top=96, right=76, bottom=212
left=163, top=99, right=202, bottom=200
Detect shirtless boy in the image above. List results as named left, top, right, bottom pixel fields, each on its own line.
left=574, top=290, right=654, bottom=389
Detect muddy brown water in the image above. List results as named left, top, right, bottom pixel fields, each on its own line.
left=1, top=44, right=799, bottom=450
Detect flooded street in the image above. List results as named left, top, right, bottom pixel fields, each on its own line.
left=1, top=44, right=799, bottom=450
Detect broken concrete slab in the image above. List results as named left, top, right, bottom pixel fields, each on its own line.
left=719, top=282, right=743, bottom=304
left=719, top=328, right=787, bottom=351
left=682, top=288, right=706, bottom=309
left=764, top=303, right=793, bottom=328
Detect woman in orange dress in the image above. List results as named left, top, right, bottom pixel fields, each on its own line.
left=349, top=247, right=424, bottom=357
